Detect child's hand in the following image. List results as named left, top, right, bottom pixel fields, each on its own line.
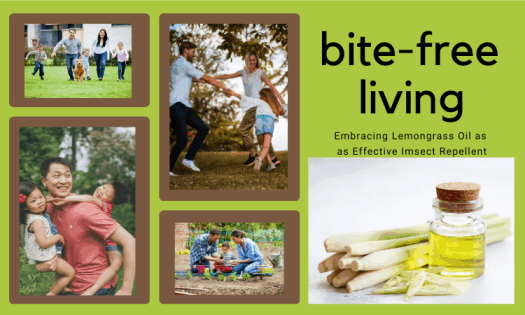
left=52, top=197, right=69, bottom=206
left=57, top=235, right=65, bottom=246
left=25, top=58, right=28, bottom=60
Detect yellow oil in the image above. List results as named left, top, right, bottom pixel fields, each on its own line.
left=429, top=231, right=485, bottom=278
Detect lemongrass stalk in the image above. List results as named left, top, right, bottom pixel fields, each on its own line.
left=318, top=253, right=345, bottom=273
left=346, top=255, right=427, bottom=293
left=324, top=224, right=429, bottom=253
left=332, top=269, right=360, bottom=288
left=405, top=271, right=427, bottom=301
left=486, top=229, right=512, bottom=245
left=338, top=255, right=363, bottom=269
left=351, top=243, right=428, bottom=271
left=324, top=214, right=502, bottom=253
left=485, top=216, right=511, bottom=230
left=346, top=234, right=429, bottom=256
left=327, top=268, right=343, bottom=285
left=375, top=284, right=463, bottom=296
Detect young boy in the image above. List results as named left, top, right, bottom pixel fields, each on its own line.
left=25, top=44, right=47, bottom=80
left=83, top=49, right=91, bottom=80
left=214, top=242, right=237, bottom=272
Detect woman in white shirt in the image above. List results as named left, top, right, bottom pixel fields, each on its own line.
left=90, top=29, right=112, bottom=81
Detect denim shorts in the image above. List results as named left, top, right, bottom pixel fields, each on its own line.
left=255, top=115, right=275, bottom=136
left=106, top=244, right=120, bottom=252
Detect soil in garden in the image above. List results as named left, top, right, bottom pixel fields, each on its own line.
left=175, top=245, right=285, bottom=295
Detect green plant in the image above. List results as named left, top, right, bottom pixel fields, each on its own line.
left=204, top=268, right=211, bottom=280
left=187, top=271, right=192, bottom=279
left=218, top=274, right=226, bottom=282
left=174, top=273, right=178, bottom=279
left=231, top=273, right=237, bottom=281
left=243, top=273, right=250, bottom=281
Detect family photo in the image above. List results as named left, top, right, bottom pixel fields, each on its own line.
left=175, top=222, right=285, bottom=295
left=24, top=23, right=132, bottom=98
left=18, top=127, right=137, bottom=296
left=169, top=23, right=289, bottom=190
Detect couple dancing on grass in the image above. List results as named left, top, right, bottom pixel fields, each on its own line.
left=169, top=42, right=288, bottom=177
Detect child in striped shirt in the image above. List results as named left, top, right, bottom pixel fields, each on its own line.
left=112, top=42, right=129, bottom=81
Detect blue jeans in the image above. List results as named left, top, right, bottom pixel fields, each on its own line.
left=34, top=61, right=44, bottom=77
left=231, top=260, right=263, bottom=275
left=94, top=52, right=107, bottom=79
left=169, top=103, right=210, bottom=171
left=59, top=285, right=116, bottom=296
left=65, top=54, right=78, bottom=80
left=118, top=61, right=127, bottom=79
left=190, top=259, right=211, bottom=273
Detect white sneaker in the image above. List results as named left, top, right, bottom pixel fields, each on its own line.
left=267, top=163, right=276, bottom=172
left=170, top=171, right=178, bottom=177
left=253, top=157, right=263, bottom=174
left=182, top=159, right=201, bottom=172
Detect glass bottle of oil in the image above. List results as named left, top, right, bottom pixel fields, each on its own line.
left=429, top=182, right=486, bottom=279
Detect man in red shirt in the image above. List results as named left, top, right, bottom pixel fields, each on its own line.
left=36, top=157, right=136, bottom=295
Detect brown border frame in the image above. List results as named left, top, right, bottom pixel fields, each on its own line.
left=159, top=210, right=299, bottom=304
left=9, top=117, right=150, bottom=304
left=10, top=14, right=150, bottom=106
left=159, top=14, right=300, bottom=201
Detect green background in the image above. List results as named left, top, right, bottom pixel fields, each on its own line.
left=2, top=0, right=521, bottom=312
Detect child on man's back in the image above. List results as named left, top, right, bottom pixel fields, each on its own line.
left=50, top=181, right=130, bottom=295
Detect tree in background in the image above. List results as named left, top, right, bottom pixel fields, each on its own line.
left=169, top=23, right=288, bottom=152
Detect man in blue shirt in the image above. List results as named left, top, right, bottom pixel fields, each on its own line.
left=189, top=228, right=223, bottom=273
left=51, top=29, right=83, bottom=82
left=169, top=42, right=232, bottom=177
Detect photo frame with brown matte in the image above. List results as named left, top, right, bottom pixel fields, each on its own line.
left=159, top=14, right=300, bottom=201
left=9, top=117, right=150, bottom=304
left=10, top=14, right=150, bottom=106
left=159, top=210, right=300, bottom=304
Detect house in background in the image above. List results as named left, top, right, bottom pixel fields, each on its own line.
left=26, top=24, right=132, bottom=51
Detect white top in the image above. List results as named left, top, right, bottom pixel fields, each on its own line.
left=90, top=37, right=112, bottom=59
left=24, top=214, right=57, bottom=264
left=112, top=48, right=129, bottom=62
left=241, top=95, right=278, bottom=121
left=169, top=56, right=204, bottom=107
left=241, top=68, right=268, bottom=98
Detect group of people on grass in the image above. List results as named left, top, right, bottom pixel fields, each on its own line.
left=189, top=228, right=264, bottom=275
left=169, top=42, right=288, bottom=176
left=19, top=157, right=136, bottom=296
left=25, top=28, right=129, bottom=81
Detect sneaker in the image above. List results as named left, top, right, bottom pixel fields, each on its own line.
left=182, top=159, right=201, bottom=172
left=122, top=76, right=125, bottom=80
left=68, top=79, right=74, bottom=82
left=87, top=77, right=91, bottom=80
left=32, top=71, right=37, bottom=76
left=243, top=154, right=258, bottom=166
left=99, top=78, right=103, bottom=81
left=253, top=157, right=263, bottom=173
left=40, top=77, right=44, bottom=80
left=117, top=79, right=121, bottom=82
left=272, top=157, right=281, bottom=167
left=267, top=163, right=277, bottom=172
left=170, top=171, right=178, bottom=177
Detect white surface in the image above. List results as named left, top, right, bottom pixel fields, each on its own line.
left=308, top=158, right=515, bottom=304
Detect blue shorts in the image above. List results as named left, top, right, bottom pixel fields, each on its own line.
left=106, top=244, right=120, bottom=252
left=255, top=115, right=275, bottom=136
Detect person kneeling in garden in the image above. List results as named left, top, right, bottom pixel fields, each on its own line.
left=189, top=228, right=223, bottom=273
left=230, top=230, right=264, bottom=275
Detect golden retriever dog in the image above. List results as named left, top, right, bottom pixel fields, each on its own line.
left=74, top=58, right=86, bottom=84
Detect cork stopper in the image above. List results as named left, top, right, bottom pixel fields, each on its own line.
left=436, top=182, right=481, bottom=201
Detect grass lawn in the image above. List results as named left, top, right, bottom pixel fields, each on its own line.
left=19, top=247, right=136, bottom=295
left=24, top=66, right=131, bottom=98
left=170, top=151, right=288, bottom=190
